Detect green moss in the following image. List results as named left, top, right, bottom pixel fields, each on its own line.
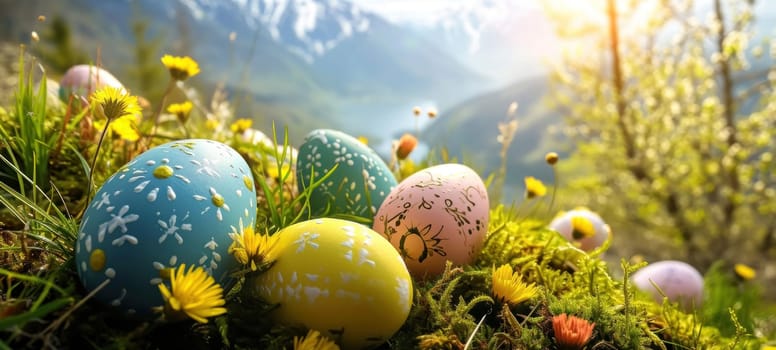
left=391, top=204, right=767, bottom=350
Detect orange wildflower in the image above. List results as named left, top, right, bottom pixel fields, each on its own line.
left=552, top=313, right=595, bottom=350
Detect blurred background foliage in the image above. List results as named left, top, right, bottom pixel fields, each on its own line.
left=544, top=0, right=776, bottom=295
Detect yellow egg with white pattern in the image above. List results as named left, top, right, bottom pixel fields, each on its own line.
left=252, top=218, right=412, bottom=350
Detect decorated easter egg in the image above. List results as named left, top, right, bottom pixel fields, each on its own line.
left=631, top=260, right=704, bottom=310
left=253, top=218, right=413, bottom=349
left=240, top=127, right=271, bottom=145
left=548, top=208, right=611, bottom=251
left=296, top=129, right=397, bottom=221
left=75, top=139, right=255, bottom=317
left=59, top=65, right=125, bottom=102
left=373, top=163, right=489, bottom=278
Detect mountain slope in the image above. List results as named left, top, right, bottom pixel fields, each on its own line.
left=421, top=76, right=567, bottom=196
left=175, top=0, right=372, bottom=63
left=311, top=16, right=482, bottom=101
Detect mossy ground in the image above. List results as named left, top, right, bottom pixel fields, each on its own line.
left=2, top=205, right=769, bottom=349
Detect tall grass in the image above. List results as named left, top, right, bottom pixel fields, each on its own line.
left=0, top=45, right=85, bottom=201
left=0, top=46, right=49, bottom=199
left=0, top=47, right=81, bottom=349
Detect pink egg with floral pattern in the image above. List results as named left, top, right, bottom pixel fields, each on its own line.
left=373, top=163, right=489, bottom=278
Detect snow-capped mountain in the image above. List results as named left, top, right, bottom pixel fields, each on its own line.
left=174, top=0, right=372, bottom=63
left=168, top=0, right=557, bottom=83
left=359, top=0, right=558, bottom=84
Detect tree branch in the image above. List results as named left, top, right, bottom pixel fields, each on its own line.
left=714, top=0, right=741, bottom=227
left=607, top=0, right=641, bottom=178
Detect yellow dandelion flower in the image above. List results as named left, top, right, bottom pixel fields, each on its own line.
left=157, top=264, right=226, bottom=323
left=734, top=263, right=756, bottom=281
left=108, top=115, right=140, bottom=141
left=545, top=152, right=559, bottom=165
left=492, top=264, right=540, bottom=307
left=230, top=118, right=253, bottom=134
left=167, top=101, right=194, bottom=123
left=161, top=54, right=200, bottom=81
left=524, top=176, right=547, bottom=199
left=293, top=329, right=340, bottom=350
left=266, top=163, right=295, bottom=183
left=507, top=101, right=518, bottom=116
left=228, top=221, right=278, bottom=271
left=90, top=86, right=141, bottom=121
left=571, top=216, right=595, bottom=240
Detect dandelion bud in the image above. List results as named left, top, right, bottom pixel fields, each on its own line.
left=412, top=106, right=421, bottom=117
left=396, top=133, right=418, bottom=160
left=545, top=152, right=559, bottom=165
left=427, top=108, right=437, bottom=118
left=37, top=15, right=46, bottom=22
left=30, top=31, right=39, bottom=42
left=507, top=101, right=518, bottom=116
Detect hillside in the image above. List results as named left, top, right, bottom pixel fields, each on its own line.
left=422, top=75, right=567, bottom=197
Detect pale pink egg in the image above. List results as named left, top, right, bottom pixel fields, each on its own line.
left=59, top=65, right=125, bottom=102
left=373, top=163, right=489, bottom=278
left=631, top=260, right=704, bottom=310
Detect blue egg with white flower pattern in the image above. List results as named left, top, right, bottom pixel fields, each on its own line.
left=75, top=139, right=255, bottom=317
left=297, top=129, right=397, bottom=223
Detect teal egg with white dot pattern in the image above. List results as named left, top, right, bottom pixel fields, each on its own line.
left=296, top=129, right=397, bottom=223
left=75, top=139, right=255, bottom=317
